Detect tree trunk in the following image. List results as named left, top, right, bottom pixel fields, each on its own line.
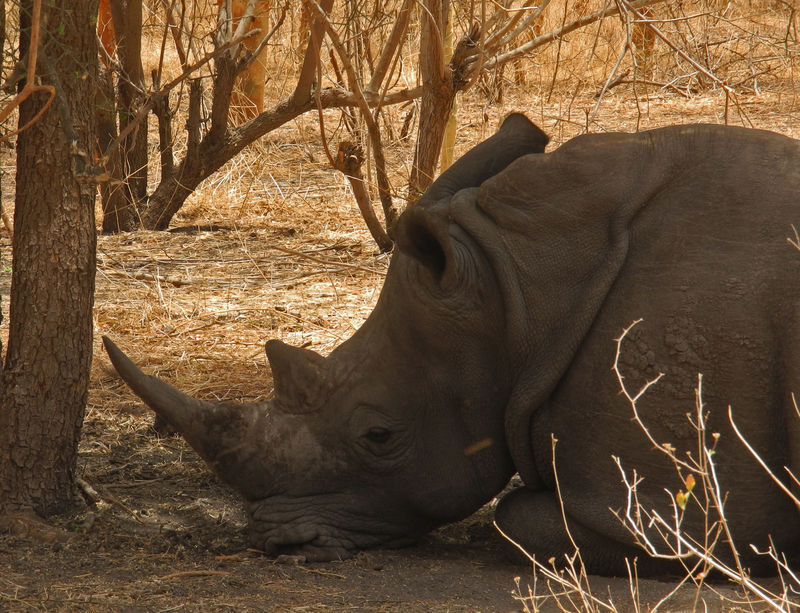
left=102, top=0, right=147, bottom=233
left=96, top=66, right=130, bottom=233
left=408, top=0, right=455, bottom=200
left=0, top=0, right=98, bottom=516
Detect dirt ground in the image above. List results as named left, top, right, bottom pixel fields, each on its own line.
left=2, top=85, right=799, bottom=611
left=0, top=452, right=759, bottom=613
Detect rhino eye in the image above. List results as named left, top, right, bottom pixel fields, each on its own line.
left=364, top=427, right=392, bottom=444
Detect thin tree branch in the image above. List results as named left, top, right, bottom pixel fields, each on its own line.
left=290, top=0, right=335, bottom=105
left=307, top=0, right=399, bottom=233
left=482, top=0, right=668, bottom=71
left=493, top=0, right=552, bottom=52
left=0, top=0, right=56, bottom=144
left=366, top=0, right=413, bottom=95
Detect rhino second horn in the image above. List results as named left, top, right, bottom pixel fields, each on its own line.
left=102, top=336, right=216, bottom=435
left=265, top=339, right=330, bottom=414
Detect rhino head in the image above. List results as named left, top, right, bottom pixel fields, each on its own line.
left=103, top=113, right=548, bottom=561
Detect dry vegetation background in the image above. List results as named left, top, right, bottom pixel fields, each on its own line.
left=0, top=0, right=799, bottom=610
left=85, top=0, right=799, bottom=400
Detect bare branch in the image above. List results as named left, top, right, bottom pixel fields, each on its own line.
left=728, top=406, right=800, bottom=510
left=291, top=0, right=335, bottom=105
left=366, top=0, right=413, bottom=95
left=491, top=0, right=552, bottom=53
left=333, top=142, right=393, bottom=252
left=0, top=0, right=56, bottom=144
left=307, top=0, right=399, bottom=234
left=483, top=0, right=668, bottom=71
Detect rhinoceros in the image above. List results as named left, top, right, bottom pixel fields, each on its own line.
left=103, top=113, right=800, bottom=576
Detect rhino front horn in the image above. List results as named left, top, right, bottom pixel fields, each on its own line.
left=265, top=340, right=330, bottom=414
left=103, top=336, right=224, bottom=454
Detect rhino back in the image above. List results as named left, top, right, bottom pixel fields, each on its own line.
left=513, top=125, right=800, bottom=551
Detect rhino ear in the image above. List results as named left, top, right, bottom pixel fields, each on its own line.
left=417, top=113, right=548, bottom=206
left=265, top=340, right=329, bottom=414
left=395, top=203, right=455, bottom=284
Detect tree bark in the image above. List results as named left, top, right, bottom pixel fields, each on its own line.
left=0, top=0, right=98, bottom=516
left=102, top=0, right=147, bottom=233
left=333, top=141, right=393, bottom=252
left=408, top=0, right=454, bottom=200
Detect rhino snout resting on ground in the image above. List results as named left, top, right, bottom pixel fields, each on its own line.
left=104, top=112, right=800, bottom=575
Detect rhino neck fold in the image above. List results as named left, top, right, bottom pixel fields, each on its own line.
left=449, top=188, right=636, bottom=487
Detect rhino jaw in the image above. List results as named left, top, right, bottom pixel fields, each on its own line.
left=245, top=493, right=427, bottom=561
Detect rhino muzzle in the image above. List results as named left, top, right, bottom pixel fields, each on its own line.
left=102, top=337, right=430, bottom=561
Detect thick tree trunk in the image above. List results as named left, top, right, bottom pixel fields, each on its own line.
left=0, top=0, right=98, bottom=516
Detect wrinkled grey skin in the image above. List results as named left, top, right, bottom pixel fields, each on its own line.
left=104, top=113, right=800, bottom=575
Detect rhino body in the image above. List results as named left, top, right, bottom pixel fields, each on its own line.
left=104, top=114, right=800, bottom=575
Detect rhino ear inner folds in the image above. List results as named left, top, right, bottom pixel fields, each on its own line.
left=395, top=205, right=454, bottom=284
left=265, top=340, right=329, bottom=414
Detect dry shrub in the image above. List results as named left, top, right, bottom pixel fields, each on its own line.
left=504, top=322, right=799, bottom=612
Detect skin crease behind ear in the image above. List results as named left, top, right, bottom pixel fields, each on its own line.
left=397, top=113, right=549, bottom=279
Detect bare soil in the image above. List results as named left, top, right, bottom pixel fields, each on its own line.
left=1, top=88, right=799, bottom=611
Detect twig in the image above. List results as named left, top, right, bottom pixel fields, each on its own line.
left=112, top=270, right=193, bottom=287
left=483, top=0, right=668, bottom=71
left=265, top=243, right=386, bottom=276
left=159, top=570, right=230, bottom=580
left=601, top=78, right=693, bottom=98
left=75, top=477, right=102, bottom=504
left=728, top=406, right=800, bottom=510
left=365, top=0, right=413, bottom=95
left=491, top=0, right=552, bottom=52
left=587, top=32, right=630, bottom=127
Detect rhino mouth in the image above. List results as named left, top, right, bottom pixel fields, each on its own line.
left=246, top=497, right=425, bottom=562
left=259, top=530, right=354, bottom=562
left=254, top=526, right=419, bottom=562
